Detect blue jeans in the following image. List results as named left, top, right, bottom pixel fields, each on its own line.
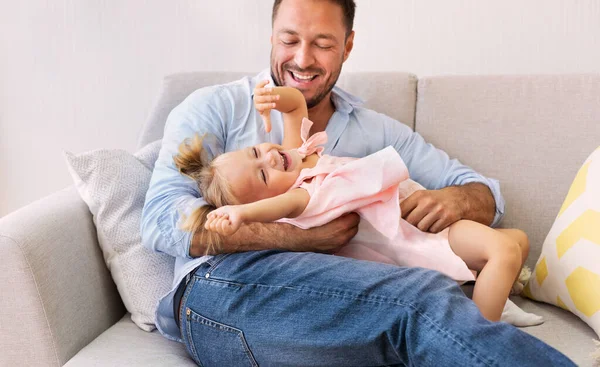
left=179, top=250, right=574, bottom=367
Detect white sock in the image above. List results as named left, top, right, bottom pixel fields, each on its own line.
left=500, top=299, right=544, bottom=327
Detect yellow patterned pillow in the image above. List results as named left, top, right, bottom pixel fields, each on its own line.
left=524, top=147, right=600, bottom=337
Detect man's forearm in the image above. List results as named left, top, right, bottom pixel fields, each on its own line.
left=190, top=221, right=308, bottom=257
left=453, top=182, right=496, bottom=226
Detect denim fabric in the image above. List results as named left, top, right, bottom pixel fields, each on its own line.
left=179, top=250, right=574, bottom=367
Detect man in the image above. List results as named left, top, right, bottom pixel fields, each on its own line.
left=141, top=0, right=574, bottom=365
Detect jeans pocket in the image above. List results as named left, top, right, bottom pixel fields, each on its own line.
left=185, top=308, right=258, bottom=367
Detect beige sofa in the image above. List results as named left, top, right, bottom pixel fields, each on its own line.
left=1, top=71, right=599, bottom=366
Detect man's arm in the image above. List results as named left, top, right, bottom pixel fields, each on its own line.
left=190, top=212, right=359, bottom=257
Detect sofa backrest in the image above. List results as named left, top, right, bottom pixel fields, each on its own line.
left=415, top=74, right=600, bottom=267
left=137, top=71, right=417, bottom=149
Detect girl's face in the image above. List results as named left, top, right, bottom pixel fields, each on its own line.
left=216, top=143, right=304, bottom=204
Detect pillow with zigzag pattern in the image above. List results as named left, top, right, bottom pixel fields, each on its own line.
left=524, top=147, right=600, bottom=338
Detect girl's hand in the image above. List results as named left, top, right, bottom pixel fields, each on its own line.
left=205, top=205, right=245, bottom=236
left=253, top=80, right=280, bottom=133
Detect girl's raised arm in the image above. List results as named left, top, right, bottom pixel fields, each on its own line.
left=254, top=81, right=307, bottom=150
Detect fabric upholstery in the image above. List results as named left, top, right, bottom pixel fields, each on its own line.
left=415, top=74, right=600, bottom=268
left=524, top=147, right=600, bottom=338
left=65, top=140, right=172, bottom=332
left=0, top=187, right=125, bottom=366
left=64, top=314, right=195, bottom=366
left=137, top=71, right=417, bottom=149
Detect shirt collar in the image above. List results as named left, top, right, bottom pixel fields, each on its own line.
left=253, top=69, right=364, bottom=115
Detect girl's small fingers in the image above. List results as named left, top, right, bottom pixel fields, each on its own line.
left=255, top=80, right=269, bottom=89
left=254, top=95, right=279, bottom=103
left=255, top=87, right=274, bottom=95
left=256, top=103, right=276, bottom=111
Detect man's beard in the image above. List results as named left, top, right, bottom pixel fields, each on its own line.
left=270, top=60, right=343, bottom=109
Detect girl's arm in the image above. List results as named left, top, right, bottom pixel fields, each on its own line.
left=255, top=81, right=307, bottom=150
left=205, top=188, right=310, bottom=236
left=275, top=87, right=307, bottom=150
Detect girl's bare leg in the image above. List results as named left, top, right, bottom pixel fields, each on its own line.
left=448, top=220, right=524, bottom=321
left=496, top=228, right=530, bottom=288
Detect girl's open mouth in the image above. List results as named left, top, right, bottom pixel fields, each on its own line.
left=280, top=151, right=290, bottom=171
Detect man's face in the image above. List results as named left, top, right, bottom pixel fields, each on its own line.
left=270, top=0, right=354, bottom=109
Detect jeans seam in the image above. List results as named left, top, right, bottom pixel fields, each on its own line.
left=185, top=313, right=204, bottom=366
left=181, top=278, right=203, bottom=366
left=203, top=277, right=412, bottom=306
left=202, top=277, right=493, bottom=366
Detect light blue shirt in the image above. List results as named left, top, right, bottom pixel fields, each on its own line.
left=141, top=69, right=505, bottom=341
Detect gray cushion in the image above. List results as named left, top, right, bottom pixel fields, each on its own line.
left=65, top=140, right=172, bottom=332
left=415, top=74, right=600, bottom=267
left=64, top=314, right=195, bottom=366
left=0, top=187, right=125, bottom=366
left=137, top=71, right=417, bottom=149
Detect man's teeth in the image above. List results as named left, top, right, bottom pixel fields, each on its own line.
left=292, top=72, right=316, bottom=81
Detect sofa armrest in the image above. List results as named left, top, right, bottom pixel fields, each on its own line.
left=0, top=186, right=125, bottom=366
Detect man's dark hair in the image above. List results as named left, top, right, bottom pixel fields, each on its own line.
left=272, top=0, right=356, bottom=38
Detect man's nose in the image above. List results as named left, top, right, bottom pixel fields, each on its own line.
left=294, top=43, right=315, bottom=70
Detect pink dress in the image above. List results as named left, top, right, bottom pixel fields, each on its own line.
left=279, top=119, right=475, bottom=281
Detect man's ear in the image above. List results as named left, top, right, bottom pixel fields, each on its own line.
left=343, top=31, right=355, bottom=62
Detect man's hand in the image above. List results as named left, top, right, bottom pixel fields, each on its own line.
left=400, top=183, right=495, bottom=233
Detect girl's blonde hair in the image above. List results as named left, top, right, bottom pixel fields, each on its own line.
left=173, top=133, right=237, bottom=255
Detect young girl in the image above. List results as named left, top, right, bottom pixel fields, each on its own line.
left=174, top=80, right=541, bottom=324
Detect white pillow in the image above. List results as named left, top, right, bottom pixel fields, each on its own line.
left=524, top=146, right=600, bottom=338
left=64, top=140, right=173, bottom=332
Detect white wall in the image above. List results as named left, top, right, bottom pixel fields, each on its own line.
left=1, top=0, right=599, bottom=217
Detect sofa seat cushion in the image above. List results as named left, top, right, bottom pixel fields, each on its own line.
left=513, top=297, right=597, bottom=366
left=64, top=314, right=195, bottom=366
